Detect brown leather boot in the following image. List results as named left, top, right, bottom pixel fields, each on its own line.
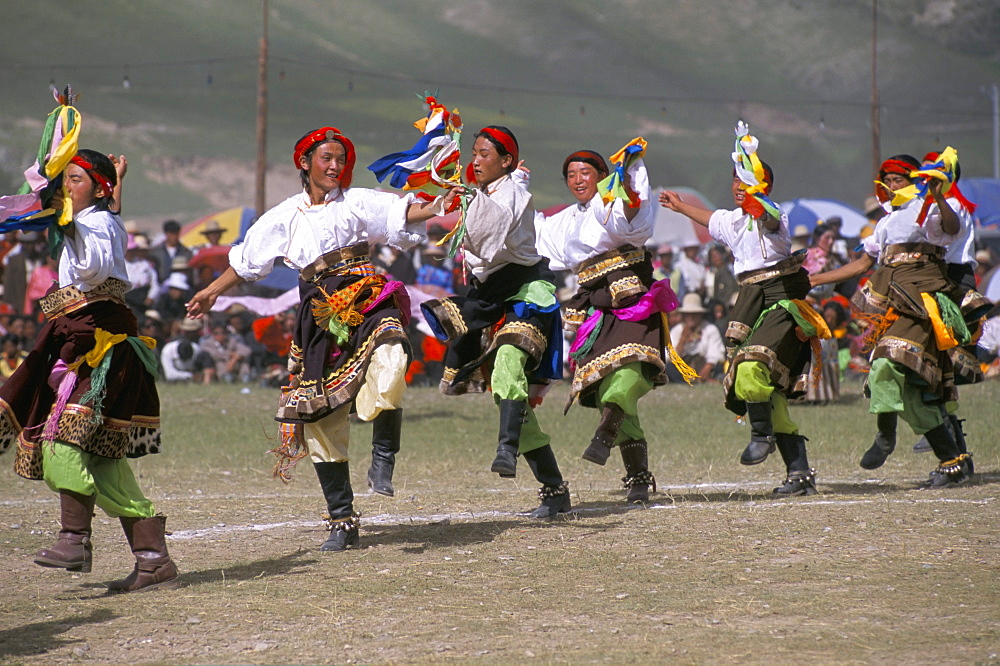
left=34, top=491, right=96, bottom=572
left=109, top=515, right=179, bottom=593
left=106, top=517, right=139, bottom=592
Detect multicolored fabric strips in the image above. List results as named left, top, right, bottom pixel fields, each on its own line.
left=731, top=121, right=781, bottom=223
left=368, top=95, right=464, bottom=199
left=911, top=146, right=959, bottom=197
left=0, top=88, right=82, bottom=232
left=597, top=137, right=647, bottom=208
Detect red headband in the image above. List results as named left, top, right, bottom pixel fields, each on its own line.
left=293, top=127, right=356, bottom=189
left=879, top=159, right=916, bottom=180
left=478, top=127, right=519, bottom=165
left=69, top=156, right=114, bottom=200
left=562, top=150, right=609, bottom=179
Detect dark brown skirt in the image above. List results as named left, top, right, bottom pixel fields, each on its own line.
left=722, top=268, right=813, bottom=415
left=0, top=299, right=161, bottom=480
left=421, top=260, right=560, bottom=396
left=276, top=270, right=410, bottom=424
left=564, top=246, right=666, bottom=410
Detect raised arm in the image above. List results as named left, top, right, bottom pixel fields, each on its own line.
left=404, top=185, right=464, bottom=224
left=929, top=179, right=960, bottom=236
left=659, top=190, right=712, bottom=227
left=809, top=253, right=874, bottom=288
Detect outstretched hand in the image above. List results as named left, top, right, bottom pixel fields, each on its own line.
left=185, top=290, right=215, bottom=320
left=658, top=190, right=683, bottom=211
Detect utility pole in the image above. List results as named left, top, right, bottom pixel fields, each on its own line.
left=871, top=0, right=881, bottom=178
left=988, top=83, right=999, bottom=180
left=254, top=0, right=269, bottom=221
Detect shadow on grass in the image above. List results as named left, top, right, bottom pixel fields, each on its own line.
left=365, top=514, right=625, bottom=552
left=0, top=607, right=117, bottom=661
left=161, top=549, right=318, bottom=589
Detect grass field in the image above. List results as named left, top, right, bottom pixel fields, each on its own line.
left=1, top=378, right=998, bottom=664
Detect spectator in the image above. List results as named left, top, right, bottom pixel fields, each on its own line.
left=24, top=255, right=58, bottom=318
left=790, top=224, right=812, bottom=253
left=199, top=322, right=252, bottom=383
left=676, top=242, right=707, bottom=299
left=160, top=317, right=215, bottom=383
left=0, top=332, right=27, bottom=385
left=668, top=293, right=726, bottom=383
left=2, top=231, right=46, bottom=314
left=125, top=235, right=160, bottom=315
left=652, top=243, right=682, bottom=296
left=415, top=244, right=453, bottom=296
left=194, top=219, right=227, bottom=251
left=150, top=219, right=193, bottom=283
left=154, top=272, right=193, bottom=325
left=706, top=244, right=738, bottom=308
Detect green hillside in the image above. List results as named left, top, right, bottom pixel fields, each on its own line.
left=1, top=0, right=998, bottom=228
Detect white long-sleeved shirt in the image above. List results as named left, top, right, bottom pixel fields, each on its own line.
left=462, top=175, right=540, bottom=281
left=936, top=197, right=976, bottom=267
left=229, top=187, right=423, bottom=281
left=535, top=160, right=653, bottom=274
left=708, top=208, right=792, bottom=275
left=862, top=196, right=955, bottom=262
left=59, top=206, right=132, bottom=291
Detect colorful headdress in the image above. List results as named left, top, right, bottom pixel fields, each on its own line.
left=293, top=127, right=356, bottom=189
left=596, top=138, right=646, bottom=209
left=731, top=121, right=780, bottom=222
left=562, top=150, right=609, bottom=179
left=874, top=154, right=920, bottom=208
left=0, top=86, right=82, bottom=234
left=912, top=147, right=977, bottom=215
left=368, top=95, right=464, bottom=198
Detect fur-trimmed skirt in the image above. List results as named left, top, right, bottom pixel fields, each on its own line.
left=0, top=281, right=161, bottom=480
left=421, top=259, right=561, bottom=395
left=276, top=245, right=411, bottom=424
left=850, top=244, right=992, bottom=403
left=563, top=246, right=667, bottom=410
left=722, top=265, right=813, bottom=415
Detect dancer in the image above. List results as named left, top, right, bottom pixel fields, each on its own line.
left=0, top=148, right=176, bottom=592
left=534, top=146, right=677, bottom=504
left=420, top=126, right=570, bottom=518
left=659, top=125, right=826, bottom=496
left=810, top=154, right=990, bottom=486
left=187, top=127, right=459, bottom=550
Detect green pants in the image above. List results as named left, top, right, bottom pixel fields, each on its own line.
left=596, top=362, right=653, bottom=444
left=491, top=345, right=550, bottom=453
left=867, top=358, right=944, bottom=435
left=734, top=360, right=798, bottom=435
left=42, top=441, right=156, bottom=518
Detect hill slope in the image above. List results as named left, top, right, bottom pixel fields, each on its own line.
left=0, top=0, right=997, bottom=228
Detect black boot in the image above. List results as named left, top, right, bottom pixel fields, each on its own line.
left=619, top=439, right=656, bottom=505
left=34, top=491, right=96, bottom=572
left=772, top=433, right=817, bottom=497
left=523, top=445, right=571, bottom=519
left=491, top=400, right=525, bottom=478
left=582, top=404, right=625, bottom=466
left=924, top=423, right=972, bottom=488
left=314, top=462, right=360, bottom=551
left=949, top=414, right=974, bottom=475
left=739, top=401, right=775, bottom=466
left=860, top=412, right=897, bottom=470
left=368, top=409, right=402, bottom=496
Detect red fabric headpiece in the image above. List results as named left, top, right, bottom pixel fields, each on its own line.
left=479, top=127, right=519, bottom=165
left=293, top=127, right=356, bottom=189
left=562, top=150, right=609, bottom=179
left=878, top=159, right=917, bottom=181
left=69, top=156, right=114, bottom=200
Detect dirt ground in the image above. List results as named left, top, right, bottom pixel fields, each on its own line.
left=1, top=381, right=998, bottom=664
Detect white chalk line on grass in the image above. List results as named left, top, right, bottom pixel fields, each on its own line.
left=0, top=475, right=972, bottom=507
left=161, top=495, right=996, bottom=542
